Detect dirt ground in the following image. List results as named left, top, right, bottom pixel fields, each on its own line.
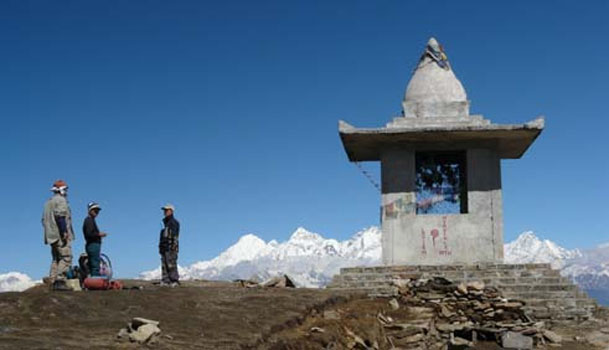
left=0, top=280, right=346, bottom=349
left=0, top=280, right=606, bottom=349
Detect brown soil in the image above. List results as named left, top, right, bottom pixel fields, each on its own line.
left=0, top=280, right=345, bottom=349
left=0, top=280, right=605, bottom=349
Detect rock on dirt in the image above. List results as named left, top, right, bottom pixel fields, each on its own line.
left=131, top=317, right=160, bottom=328
left=542, top=329, right=562, bottom=344
left=260, top=275, right=296, bottom=288
left=502, top=331, right=533, bottom=349
left=585, top=329, right=609, bottom=348
left=117, top=317, right=162, bottom=344
left=129, top=323, right=161, bottom=344
left=235, top=274, right=296, bottom=288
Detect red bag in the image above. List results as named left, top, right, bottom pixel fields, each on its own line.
left=83, top=277, right=109, bottom=290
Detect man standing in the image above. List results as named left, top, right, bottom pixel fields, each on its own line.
left=42, top=180, right=74, bottom=290
left=159, top=204, right=180, bottom=287
left=82, top=202, right=107, bottom=277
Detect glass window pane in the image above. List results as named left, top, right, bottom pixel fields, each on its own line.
left=415, top=151, right=467, bottom=214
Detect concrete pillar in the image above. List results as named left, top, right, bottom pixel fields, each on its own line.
left=380, top=148, right=415, bottom=265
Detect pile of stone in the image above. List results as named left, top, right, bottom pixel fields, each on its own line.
left=116, top=317, right=162, bottom=344
left=379, top=277, right=563, bottom=349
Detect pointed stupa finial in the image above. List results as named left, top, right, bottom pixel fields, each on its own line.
left=402, top=37, right=469, bottom=118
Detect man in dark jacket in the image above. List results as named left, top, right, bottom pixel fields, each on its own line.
left=159, top=203, right=180, bottom=287
left=82, top=202, right=107, bottom=276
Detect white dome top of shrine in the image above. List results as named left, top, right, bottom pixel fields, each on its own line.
left=404, top=38, right=467, bottom=104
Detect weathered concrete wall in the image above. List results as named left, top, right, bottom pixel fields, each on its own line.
left=380, top=147, right=503, bottom=265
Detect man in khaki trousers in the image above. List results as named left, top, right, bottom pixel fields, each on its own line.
left=42, top=179, right=74, bottom=290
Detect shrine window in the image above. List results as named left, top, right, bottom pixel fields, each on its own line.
left=415, top=151, right=467, bottom=214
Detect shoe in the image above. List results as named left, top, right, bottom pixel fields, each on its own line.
left=52, top=280, right=72, bottom=292
left=159, top=281, right=170, bottom=287
left=169, top=282, right=180, bottom=288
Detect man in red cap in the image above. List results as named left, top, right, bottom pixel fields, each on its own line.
left=42, top=180, right=75, bottom=290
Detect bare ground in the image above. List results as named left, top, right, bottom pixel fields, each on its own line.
left=0, top=280, right=606, bottom=349
left=0, top=280, right=345, bottom=349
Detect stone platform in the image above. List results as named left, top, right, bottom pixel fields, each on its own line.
left=328, top=263, right=598, bottom=321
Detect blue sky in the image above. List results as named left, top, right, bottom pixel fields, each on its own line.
left=1, top=1, right=607, bottom=278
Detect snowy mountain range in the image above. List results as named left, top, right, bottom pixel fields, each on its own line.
left=140, top=227, right=382, bottom=288
left=0, top=272, right=38, bottom=292
left=562, top=243, right=609, bottom=304
left=502, top=232, right=609, bottom=305
left=138, top=227, right=609, bottom=304
left=2, top=227, right=608, bottom=305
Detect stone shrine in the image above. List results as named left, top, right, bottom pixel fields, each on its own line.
left=331, top=39, right=597, bottom=320
left=339, top=38, right=544, bottom=266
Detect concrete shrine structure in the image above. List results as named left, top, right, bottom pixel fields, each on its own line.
left=331, top=39, right=598, bottom=320
left=338, top=38, right=544, bottom=266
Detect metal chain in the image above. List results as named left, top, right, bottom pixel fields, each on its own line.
left=353, top=162, right=381, bottom=193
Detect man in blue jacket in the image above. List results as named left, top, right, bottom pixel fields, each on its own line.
left=159, top=203, right=180, bottom=287
left=82, top=202, right=107, bottom=276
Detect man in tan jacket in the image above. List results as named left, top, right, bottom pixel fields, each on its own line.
left=42, top=179, right=74, bottom=290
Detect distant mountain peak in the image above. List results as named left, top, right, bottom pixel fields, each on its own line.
left=505, top=231, right=581, bottom=269
left=351, top=226, right=381, bottom=243
left=209, top=233, right=272, bottom=267
left=235, top=233, right=266, bottom=246
left=289, top=227, right=323, bottom=241
left=516, top=230, right=537, bottom=241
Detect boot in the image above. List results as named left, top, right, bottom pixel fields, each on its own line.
left=52, top=279, right=72, bottom=292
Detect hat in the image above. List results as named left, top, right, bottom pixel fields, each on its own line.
left=51, top=179, right=68, bottom=192
left=161, top=203, right=175, bottom=211
left=53, top=180, right=68, bottom=188
left=88, top=202, right=101, bottom=212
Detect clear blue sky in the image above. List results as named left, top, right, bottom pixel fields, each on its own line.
left=1, top=0, right=607, bottom=278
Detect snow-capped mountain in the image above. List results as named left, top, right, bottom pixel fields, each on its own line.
left=503, top=231, right=582, bottom=269
left=562, top=243, right=609, bottom=294
left=141, top=226, right=382, bottom=287
left=143, top=227, right=607, bottom=303
left=0, top=272, right=38, bottom=292
left=502, top=233, right=609, bottom=304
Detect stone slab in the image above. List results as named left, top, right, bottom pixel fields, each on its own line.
left=338, top=117, right=544, bottom=161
